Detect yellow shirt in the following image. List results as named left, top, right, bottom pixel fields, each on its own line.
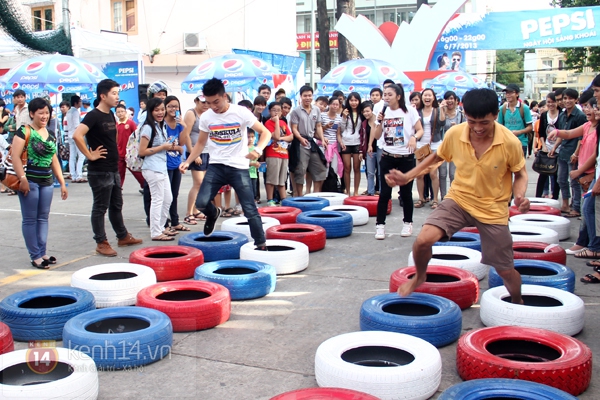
left=436, top=121, right=525, bottom=225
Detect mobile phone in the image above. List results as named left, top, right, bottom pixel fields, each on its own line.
left=175, top=110, right=181, bottom=118
left=332, top=123, right=338, bottom=130
left=168, top=136, right=176, bottom=143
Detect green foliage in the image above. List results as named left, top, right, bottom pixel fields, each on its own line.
left=496, top=50, right=524, bottom=85
left=552, top=0, right=600, bottom=71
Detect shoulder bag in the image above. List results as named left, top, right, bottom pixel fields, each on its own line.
left=532, top=150, right=557, bottom=175
left=1, top=125, right=30, bottom=190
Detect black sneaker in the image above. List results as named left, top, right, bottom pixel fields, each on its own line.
left=256, top=244, right=268, bottom=251
left=204, top=207, right=221, bottom=236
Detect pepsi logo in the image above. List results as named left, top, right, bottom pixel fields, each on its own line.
left=11, top=82, right=19, bottom=90
left=348, top=85, right=355, bottom=91
left=25, top=61, right=45, bottom=74
left=379, top=66, right=397, bottom=79
left=195, top=62, right=214, bottom=76
left=222, top=60, right=244, bottom=73
left=436, top=74, right=449, bottom=82
left=251, top=58, right=269, bottom=71
left=222, top=80, right=229, bottom=86
left=261, top=78, right=268, bottom=84
left=352, top=66, right=372, bottom=80
left=322, top=85, right=326, bottom=90
left=330, top=66, right=346, bottom=79
left=454, top=75, right=468, bottom=84
left=55, top=62, right=78, bottom=77
left=121, top=83, right=127, bottom=90
left=57, top=85, right=65, bottom=92
left=188, top=83, right=194, bottom=90
left=83, top=63, right=101, bottom=77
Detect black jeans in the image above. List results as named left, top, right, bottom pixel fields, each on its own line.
left=377, top=154, right=415, bottom=225
left=88, top=171, right=128, bottom=243
left=535, top=172, right=560, bottom=200
left=167, top=168, right=182, bottom=226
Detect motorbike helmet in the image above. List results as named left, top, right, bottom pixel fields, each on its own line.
left=147, top=80, right=169, bottom=98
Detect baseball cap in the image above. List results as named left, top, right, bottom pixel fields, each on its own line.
left=82, top=99, right=91, bottom=105
left=275, top=88, right=286, bottom=95
left=195, top=91, right=206, bottom=102
left=503, top=84, right=520, bottom=93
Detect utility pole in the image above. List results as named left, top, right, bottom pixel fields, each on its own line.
left=310, top=0, right=316, bottom=87
left=62, top=0, right=70, bottom=38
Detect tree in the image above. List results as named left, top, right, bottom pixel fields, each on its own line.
left=336, top=0, right=357, bottom=63
left=552, top=0, right=600, bottom=71
left=496, top=50, right=524, bottom=85
left=316, top=0, right=331, bottom=76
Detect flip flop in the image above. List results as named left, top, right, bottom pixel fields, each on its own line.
left=31, top=260, right=50, bottom=269
left=193, top=212, right=207, bottom=221
left=221, top=208, right=233, bottom=217
left=580, top=273, right=600, bottom=283
left=414, top=200, right=425, bottom=208
left=586, top=260, right=600, bottom=267
left=152, top=235, right=175, bottom=241
left=184, top=215, right=198, bottom=225
left=163, top=229, right=178, bottom=237
left=171, top=224, right=191, bottom=232
left=574, top=249, right=600, bottom=259
left=565, top=211, right=581, bottom=218
left=42, top=256, right=57, bottom=265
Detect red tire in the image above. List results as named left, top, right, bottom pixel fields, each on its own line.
left=389, top=266, right=479, bottom=309
left=459, top=226, right=479, bottom=234
left=271, top=388, right=379, bottom=400
left=0, top=322, right=14, bottom=355
left=258, top=206, right=302, bottom=224
left=509, top=205, right=561, bottom=217
left=136, top=280, right=230, bottom=332
left=343, top=196, right=391, bottom=216
left=513, top=242, right=567, bottom=265
left=456, top=326, right=592, bottom=395
left=129, top=246, right=204, bottom=281
left=266, top=223, right=326, bottom=252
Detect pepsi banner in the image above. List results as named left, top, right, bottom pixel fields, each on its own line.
left=434, top=6, right=600, bottom=54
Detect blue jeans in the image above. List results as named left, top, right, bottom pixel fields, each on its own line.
left=583, top=184, right=600, bottom=251
left=167, top=168, right=182, bottom=227
left=438, top=161, right=455, bottom=199
left=366, top=148, right=382, bottom=195
left=557, top=158, right=581, bottom=212
left=196, top=164, right=266, bottom=246
left=18, top=181, right=53, bottom=260
left=88, top=171, right=128, bottom=243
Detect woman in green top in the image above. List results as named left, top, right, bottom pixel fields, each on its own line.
left=11, top=97, right=68, bottom=269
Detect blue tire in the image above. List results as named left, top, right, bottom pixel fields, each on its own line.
left=438, top=378, right=577, bottom=400
left=63, top=307, right=173, bottom=369
left=281, top=197, right=330, bottom=212
left=296, top=210, right=353, bottom=238
left=195, top=260, right=276, bottom=300
left=360, top=292, right=462, bottom=347
left=435, top=232, right=481, bottom=251
left=488, top=259, right=575, bottom=292
left=178, top=231, right=248, bottom=262
left=0, top=286, right=95, bottom=341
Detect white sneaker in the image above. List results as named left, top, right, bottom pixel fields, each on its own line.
left=401, top=222, right=413, bottom=237
left=375, top=224, right=385, bottom=240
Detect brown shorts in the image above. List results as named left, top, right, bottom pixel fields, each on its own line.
left=424, top=199, right=514, bottom=271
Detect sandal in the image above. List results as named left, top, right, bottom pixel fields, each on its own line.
left=414, top=200, right=425, bottom=208
left=152, top=234, right=175, bottom=241
left=193, top=212, right=207, bottom=221
left=31, top=260, right=50, bottom=269
left=586, top=260, right=600, bottom=267
left=184, top=215, right=198, bottom=225
left=574, top=249, right=600, bottom=259
left=163, top=229, right=178, bottom=237
left=580, top=273, right=600, bottom=283
left=7, top=189, right=17, bottom=196
left=171, top=224, right=191, bottom=232
left=430, top=201, right=439, bottom=209
left=42, top=256, right=57, bottom=265
left=232, top=206, right=243, bottom=216
left=566, top=211, right=581, bottom=218
left=222, top=208, right=233, bottom=217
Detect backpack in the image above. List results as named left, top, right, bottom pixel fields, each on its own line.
left=321, top=165, right=342, bottom=193
left=501, top=102, right=526, bottom=126
left=125, top=125, right=155, bottom=172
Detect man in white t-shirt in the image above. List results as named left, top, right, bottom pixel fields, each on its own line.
left=180, top=78, right=272, bottom=249
left=67, top=95, right=86, bottom=182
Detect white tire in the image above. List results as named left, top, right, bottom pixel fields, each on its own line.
left=315, top=331, right=441, bottom=400
left=323, top=205, right=369, bottom=226
left=307, top=192, right=348, bottom=206
left=480, top=284, right=585, bottom=336
left=71, top=263, right=157, bottom=308
left=240, top=239, right=309, bottom=275
left=0, top=348, right=98, bottom=399
left=221, top=216, right=280, bottom=241
left=408, top=246, right=489, bottom=281
left=509, top=224, right=560, bottom=244
left=512, top=197, right=560, bottom=209
left=510, top=214, right=571, bottom=241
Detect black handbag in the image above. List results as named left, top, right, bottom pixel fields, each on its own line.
left=532, top=151, right=558, bottom=175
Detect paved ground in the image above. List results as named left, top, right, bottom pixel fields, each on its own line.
left=0, top=159, right=598, bottom=399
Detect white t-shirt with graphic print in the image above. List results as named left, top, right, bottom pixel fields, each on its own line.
left=199, top=104, right=258, bottom=170
left=380, top=106, right=420, bottom=155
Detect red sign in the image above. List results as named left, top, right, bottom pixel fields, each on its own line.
left=297, top=32, right=339, bottom=51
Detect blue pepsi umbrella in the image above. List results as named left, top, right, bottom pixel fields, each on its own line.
left=181, top=54, right=280, bottom=93
left=425, top=71, right=486, bottom=98
left=317, top=59, right=414, bottom=96
left=0, top=54, right=107, bottom=93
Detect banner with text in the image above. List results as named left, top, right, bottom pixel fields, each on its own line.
left=431, top=6, right=600, bottom=70
left=297, top=32, right=339, bottom=51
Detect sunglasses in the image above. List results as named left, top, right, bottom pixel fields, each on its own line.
left=452, top=58, right=461, bottom=62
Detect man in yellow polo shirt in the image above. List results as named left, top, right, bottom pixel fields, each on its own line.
left=386, top=88, right=530, bottom=304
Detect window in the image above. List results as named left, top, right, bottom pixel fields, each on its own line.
left=558, top=60, right=565, bottom=70
left=31, top=6, right=54, bottom=31
left=111, top=0, right=137, bottom=34
left=542, top=59, right=553, bottom=68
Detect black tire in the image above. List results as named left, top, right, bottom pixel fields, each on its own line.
left=281, top=197, right=330, bottom=212
left=63, top=306, right=172, bottom=369
left=439, top=378, right=578, bottom=400
left=0, top=287, right=95, bottom=341
left=434, top=232, right=481, bottom=251
left=360, top=292, right=462, bottom=347
left=195, top=260, right=276, bottom=300
left=297, top=210, right=353, bottom=238
left=178, top=231, right=249, bottom=262
left=488, top=260, right=575, bottom=293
